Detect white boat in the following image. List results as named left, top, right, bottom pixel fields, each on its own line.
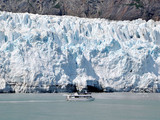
left=66, top=93, right=95, bottom=101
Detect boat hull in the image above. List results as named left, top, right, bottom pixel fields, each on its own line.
left=66, top=97, right=95, bottom=101
left=66, top=94, right=95, bottom=101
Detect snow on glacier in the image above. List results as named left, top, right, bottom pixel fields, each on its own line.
left=0, top=11, right=160, bottom=92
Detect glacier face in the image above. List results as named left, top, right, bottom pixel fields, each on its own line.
left=0, top=11, right=160, bottom=93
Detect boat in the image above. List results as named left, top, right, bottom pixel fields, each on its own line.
left=66, top=92, right=95, bottom=101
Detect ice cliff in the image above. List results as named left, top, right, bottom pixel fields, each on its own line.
left=0, top=11, right=160, bottom=93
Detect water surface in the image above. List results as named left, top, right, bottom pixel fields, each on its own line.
left=0, top=93, right=160, bottom=120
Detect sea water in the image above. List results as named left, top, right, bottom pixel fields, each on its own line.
left=0, top=93, right=160, bottom=120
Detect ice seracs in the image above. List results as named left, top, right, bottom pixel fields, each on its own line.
left=0, top=11, right=160, bottom=93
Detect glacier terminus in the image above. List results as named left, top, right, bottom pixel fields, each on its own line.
left=0, top=11, right=160, bottom=93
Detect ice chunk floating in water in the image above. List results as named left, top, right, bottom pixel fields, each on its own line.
left=0, top=11, right=160, bottom=93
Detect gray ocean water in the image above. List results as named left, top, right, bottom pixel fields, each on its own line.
left=0, top=93, right=160, bottom=120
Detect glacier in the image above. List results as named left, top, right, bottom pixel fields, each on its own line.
left=0, top=11, right=160, bottom=93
